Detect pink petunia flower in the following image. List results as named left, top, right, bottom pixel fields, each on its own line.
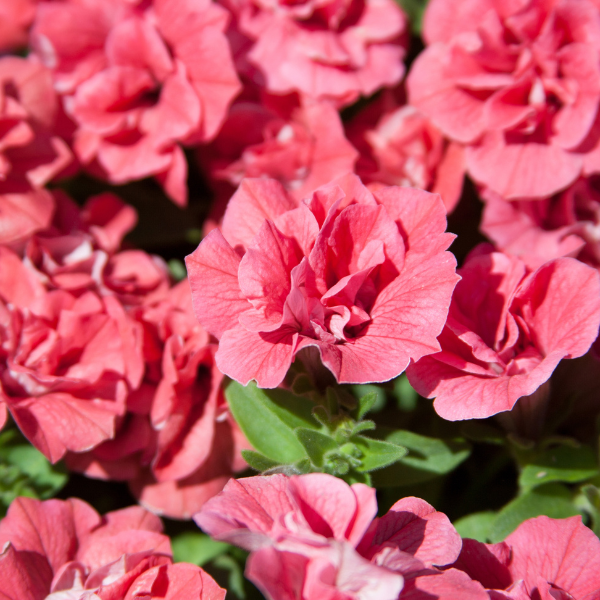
left=347, top=94, right=466, bottom=213
left=407, top=245, right=600, bottom=422
left=481, top=177, right=600, bottom=271
left=0, top=246, right=144, bottom=462
left=31, top=0, right=241, bottom=205
left=407, top=0, right=600, bottom=200
left=199, top=92, right=358, bottom=229
left=195, top=473, right=487, bottom=600
left=452, top=516, right=600, bottom=600
left=66, top=279, right=248, bottom=519
left=0, top=496, right=225, bottom=600
left=0, top=56, right=72, bottom=248
left=224, top=0, right=407, bottom=107
left=186, top=174, right=458, bottom=388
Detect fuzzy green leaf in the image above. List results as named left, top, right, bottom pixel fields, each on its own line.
left=519, top=444, right=598, bottom=490
left=226, top=381, right=312, bottom=463
left=296, top=428, right=338, bottom=467
left=241, top=450, right=281, bottom=472
left=355, top=437, right=408, bottom=472
left=372, top=430, right=471, bottom=487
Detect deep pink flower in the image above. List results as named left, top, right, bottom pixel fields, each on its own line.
left=0, top=496, right=225, bottom=600
left=407, top=0, right=600, bottom=199
left=0, top=246, right=144, bottom=462
left=31, top=0, right=241, bottom=205
left=66, top=280, right=248, bottom=519
left=452, top=516, right=600, bottom=600
left=186, top=174, right=458, bottom=388
left=481, top=177, right=600, bottom=271
left=225, top=0, right=407, bottom=107
left=200, top=93, right=358, bottom=227
left=407, top=246, right=600, bottom=421
left=348, top=95, right=466, bottom=213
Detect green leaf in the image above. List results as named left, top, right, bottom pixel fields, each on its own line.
left=355, top=436, right=408, bottom=472
left=0, top=437, right=67, bottom=514
left=212, top=554, right=247, bottom=599
left=352, top=385, right=386, bottom=417
left=241, top=450, right=280, bottom=472
left=397, top=0, right=429, bottom=34
left=453, top=512, right=496, bottom=543
left=356, top=391, right=378, bottom=419
left=392, top=375, right=418, bottom=412
left=225, top=381, right=315, bottom=463
left=172, top=532, right=230, bottom=566
left=489, top=483, right=580, bottom=543
left=296, top=429, right=338, bottom=467
left=519, top=444, right=598, bottom=491
left=372, top=430, right=471, bottom=487
left=167, top=259, right=187, bottom=281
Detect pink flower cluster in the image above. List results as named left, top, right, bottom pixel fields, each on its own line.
left=195, top=473, right=600, bottom=600
left=0, top=496, right=225, bottom=599
left=0, top=193, right=246, bottom=519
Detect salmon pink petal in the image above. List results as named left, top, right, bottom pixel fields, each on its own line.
left=287, top=475, right=377, bottom=545
left=512, top=258, right=600, bottom=358
left=217, top=325, right=297, bottom=388
left=414, top=568, right=490, bottom=600
left=10, top=394, right=119, bottom=463
left=221, top=179, right=298, bottom=250
left=369, top=497, right=461, bottom=567
left=238, top=220, right=304, bottom=329
left=194, top=475, right=295, bottom=549
left=0, top=542, right=51, bottom=600
left=123, top=563, right=225, bottom=600
left=185, top=229, right=247, bottom=338
left=466, top=133, right=583, bottom=199
left=245, top=547, right=308, bottom=600
left=506, top=516, right=600, bottom=598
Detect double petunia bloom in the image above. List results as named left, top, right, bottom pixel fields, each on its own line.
left=186, top=174, right=459, bottom=388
